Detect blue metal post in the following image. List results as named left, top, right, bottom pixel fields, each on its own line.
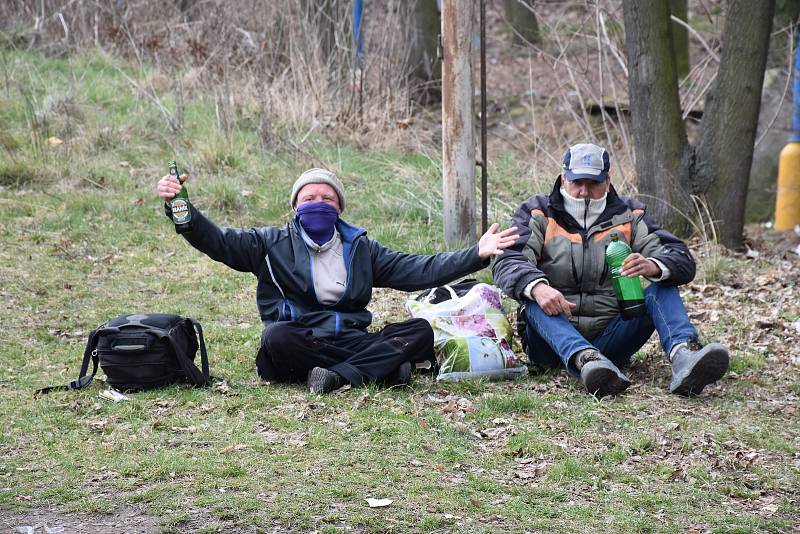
left=791, top=31, right=800, bottom=141
left=353, top=0, right=364, bottom=69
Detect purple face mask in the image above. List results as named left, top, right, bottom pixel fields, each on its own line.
left=296, top=202, right=339, bottom=245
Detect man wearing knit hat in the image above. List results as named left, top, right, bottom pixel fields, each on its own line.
left=492, top=143, right=730, bottom=399
left=158, top=167, right=519, bottom=394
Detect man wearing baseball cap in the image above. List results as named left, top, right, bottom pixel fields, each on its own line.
left=157, top=168, right=519, bottom=394
left=492, top=143, right=729, bottom=398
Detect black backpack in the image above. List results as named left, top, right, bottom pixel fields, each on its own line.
left=38, top=313, right=211, bottom=394
left=414, top=279, right=480, bottom=305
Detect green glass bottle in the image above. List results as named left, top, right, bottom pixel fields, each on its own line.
left=605, top=232, right=645, bottom=319
left=168, top=161, right=193, bottom=234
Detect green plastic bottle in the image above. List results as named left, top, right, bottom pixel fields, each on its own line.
left=168, top=161, right=193, bottom=234
left=605, top=232, right=645, bottom=320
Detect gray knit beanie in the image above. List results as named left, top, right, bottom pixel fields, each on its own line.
left=289, top=168, right=346, bottom=213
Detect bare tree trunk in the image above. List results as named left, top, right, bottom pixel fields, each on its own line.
left=695, top=0, right=774, bottom=249
left=623, top=0, right=691, bottom=233
left=503, top=0, right=541, bottom=46
left=441, top=0, right=476, bottom=246
left=300, top=0, right=338, bottom=60
left=623, top=0, right=775, bottom=249
left=669, top=0, right=688, bottom=79
left=176, top=0, right=197, bottom=21
left=407, top=0, right=442, bottom=102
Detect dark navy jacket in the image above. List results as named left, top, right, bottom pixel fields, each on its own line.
left=175, top=205, right=487, bottom=339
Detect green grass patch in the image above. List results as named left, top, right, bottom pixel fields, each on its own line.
left=0, top=47, right=797, bottom=533
left=729, top=352, right=766, bottom=374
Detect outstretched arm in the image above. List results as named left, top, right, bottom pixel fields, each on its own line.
left=157, top=173, right=266, bottom=274
left=369, top=224, right=519, bottom=291
left=477, top=223, right=519, bottom=259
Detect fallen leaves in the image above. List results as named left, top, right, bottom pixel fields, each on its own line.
left=351, top=391, right=371, bottom=410
left=253, top=421, right=308, bottom=448
left=510, top=458, right=548, bottom=480
left=212, top=379, right=234, bottom=395
left=87, top=418, right=111, bottom=432
left=426, top=394, right=476, bottom=419
left=478, top=424, right=513, bottom=440
left=168, top=424, right=206, bottom=434
left=683, top=248, right=800, bottom=373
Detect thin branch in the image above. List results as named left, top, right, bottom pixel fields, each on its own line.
left=598, top=10, right=628, bottom=78
left=598, top=11, right=632, bottom=187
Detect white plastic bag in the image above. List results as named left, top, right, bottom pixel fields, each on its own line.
left=406, top=283, right=527, bottom=381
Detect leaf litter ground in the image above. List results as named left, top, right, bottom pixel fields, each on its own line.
left=1, top=210, right=798, bottom=533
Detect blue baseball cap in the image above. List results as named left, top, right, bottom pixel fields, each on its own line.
left=562, top=143, right=610, bottom=182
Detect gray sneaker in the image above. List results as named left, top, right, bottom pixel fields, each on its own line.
left=574, top=349, right=631, bottom=398
left=669, top=341, right=729, bottom=396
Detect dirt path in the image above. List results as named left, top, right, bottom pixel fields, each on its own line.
left=0, top=507, right=160, bottom=534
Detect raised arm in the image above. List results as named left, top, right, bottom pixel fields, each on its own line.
left=157, top=174, right=266, bottom=274
left=369, top=224, right=518, bottom=291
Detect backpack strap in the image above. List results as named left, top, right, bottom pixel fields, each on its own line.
left=192, top=319, right=210, bottom=381
left=441, top=285, right=458, bottom=301
left=36, top=327, right=102, bottom=395
left=166, top=318, right=210, bottom=387
left=421, top=284, right=459, bottom=304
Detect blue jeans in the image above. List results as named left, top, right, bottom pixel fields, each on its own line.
left=523, top=284, right=698, bottom=375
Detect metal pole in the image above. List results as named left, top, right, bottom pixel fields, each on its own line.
left=441, top=0, right=476, bottom=247
left=792, top=29, right=800, bottom=142
left=480, top=0, right=488, bottom=235
left=353, top=0, right=364, bottom=125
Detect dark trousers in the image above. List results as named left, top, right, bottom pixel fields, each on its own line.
left=255, top=318, right=434, bottom=386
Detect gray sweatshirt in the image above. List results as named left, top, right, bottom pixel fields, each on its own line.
left=299, top=226, right=347, bottom=305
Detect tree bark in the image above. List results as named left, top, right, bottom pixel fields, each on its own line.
left=503, top=0, right=541, bottom=46
left=441, top=0, right=476, bottom=246
left=406, top=0, right=442, bottom=103
left=695, top=0, right=774, bottom=249
left=623, top=0, right=691, bottom=233
left=669, top=0, right=689, bottom=79
left=300, top=0, right=338, bottom=61
left=623, top=0, right=775, bottom=249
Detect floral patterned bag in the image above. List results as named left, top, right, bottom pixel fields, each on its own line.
left=406, top=282, right=528, bottom=382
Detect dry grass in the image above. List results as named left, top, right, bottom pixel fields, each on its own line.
left=3, top=0, right=786, bottom=252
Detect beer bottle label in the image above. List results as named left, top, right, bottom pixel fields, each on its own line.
left=170, top=197, right=192, bottom=224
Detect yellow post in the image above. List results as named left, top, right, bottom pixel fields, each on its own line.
left=777, top=34, right=800, bottom=231
left=775, top=143, right=800, bottom=230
